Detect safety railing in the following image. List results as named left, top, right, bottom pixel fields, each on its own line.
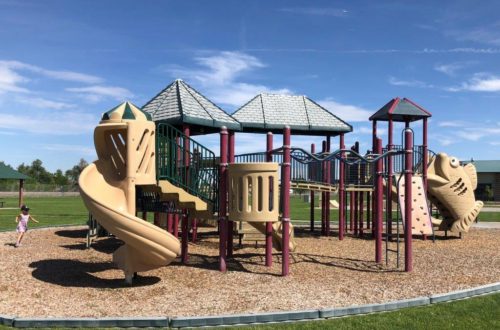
left=156, top=123, right=218, bottom=210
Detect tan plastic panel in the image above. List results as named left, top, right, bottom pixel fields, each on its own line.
left=397, top=176, right=433, bottom=235
left=228, top=163, right=279, bottom=223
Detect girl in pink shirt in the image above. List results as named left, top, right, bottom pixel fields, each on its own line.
left=15, top=205, right=39, bottom=247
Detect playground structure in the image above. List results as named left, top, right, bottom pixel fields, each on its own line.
left=80, top=80, right=483, bottom=282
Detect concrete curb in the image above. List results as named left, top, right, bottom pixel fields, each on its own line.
left=2, top=282, right=499, bottom=328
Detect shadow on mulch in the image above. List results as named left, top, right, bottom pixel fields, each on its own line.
left=29, top=259, right=160, bottom=288
left=54, top=229, right=87, bottom=238
left=61, top=236, right=123, bottom=254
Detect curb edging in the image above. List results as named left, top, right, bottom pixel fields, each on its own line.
left=2, top=282, right=499, bottom=328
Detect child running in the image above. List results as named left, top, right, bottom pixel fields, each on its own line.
left=15, top=205, right=39, bottom=247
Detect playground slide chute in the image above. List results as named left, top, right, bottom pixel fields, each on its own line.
left=79, top=161, right=181, bottom=278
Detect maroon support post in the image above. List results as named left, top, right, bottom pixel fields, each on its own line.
left=349, top=191, right=354, bottom=232
left=326, top=136, right=331, bottom=236
left=174, top=214, right=179, bottom=238
left=375, top=138, right=383, bottom=264
left=167, top=213, right=173, bottom=234
left=191, top=218, right=197, bottom=243
left=359, top=190, right=364, bottom=236
left=321, top=140, right=327, bottom=235
left=404, top=129, right=414, bottom=272
left=265, top=132, right=274, bottom=267
left=372, top=120, right=377, bottom=237
left=281, top=126, right=291, bottom=276
left=339, top=134, right=346, bottom=240
left=219, top=127, right=229, bottom=272
left=366, top=191, right=371, bottom=230
left=387, top=116, right=394, bottom=239
left=310, top=143, right=316, bottom=232
left=227, top=131, right=235, bottom=257
left=181, top=212, right=189, bottom=263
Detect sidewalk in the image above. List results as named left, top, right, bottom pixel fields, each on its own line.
left=473, top=222, right=500, bottom=229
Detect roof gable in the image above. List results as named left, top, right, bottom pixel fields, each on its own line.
left=370, top=97, right=432, bottom=122
left=142, top=79, right=241, bottom=132
left=232, top=94, right=352, bottom=136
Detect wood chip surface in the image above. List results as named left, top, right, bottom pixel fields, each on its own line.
left=0, top=226, right=498, bottom=318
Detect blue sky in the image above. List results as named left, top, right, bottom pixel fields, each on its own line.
left=1, top=0, right=500, bottom=171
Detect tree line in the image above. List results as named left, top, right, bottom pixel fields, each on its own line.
left=1, top=159, right=88, bottom=186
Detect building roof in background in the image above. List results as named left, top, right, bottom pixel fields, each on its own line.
left=142, top=79, right=241, bottom=133
left=462, top=160, right=500, bottom=173
left=370, top=97, right=432, bottom=122
left=0, top=163, right=29, bottom=180
left=231, top=94, right=352, bottom=136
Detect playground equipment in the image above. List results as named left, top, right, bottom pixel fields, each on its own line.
left=79, top=83, right=483, bottom=280
left=427, top=153, right=483, bottom=233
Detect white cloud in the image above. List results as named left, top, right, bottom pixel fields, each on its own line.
left=318, top=99, right=372, bottom=122
left=434, top=63, right=464, bottom=76
left=0, top=60, right=103, bottom=84
left=66, top=85, right=134, bottom=103
left=448, top=24, right=500, bottom=46
left=437, top=121, right=466, bottom=128
left=16, top=96, right=74, bottom=110
left=41, top=144, right=95, bottom=156
left=0, top=63, right=29, bottom=94
left=448, top=73, right=500, bottom=92
left=170, top=51, right=292, bottom=107
left=0, top=112, right=96, bottom=135
left=388, top=76, right=433, bottom=88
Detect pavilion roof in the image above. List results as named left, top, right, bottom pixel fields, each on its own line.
left=0, top=163, right=29, bottom=180
left=369, top=97, right=431, bottom=122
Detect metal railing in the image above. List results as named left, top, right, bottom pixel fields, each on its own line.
left=156, top=123, right=218, bottom=210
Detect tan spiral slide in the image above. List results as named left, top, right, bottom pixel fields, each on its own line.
left=79, top=102, right=181, bottom=283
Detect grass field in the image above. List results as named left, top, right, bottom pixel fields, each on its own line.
left=0, top=194, right=498, bottom=232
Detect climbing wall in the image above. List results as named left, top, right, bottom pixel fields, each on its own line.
left=397, top=176, right=433, bottom=235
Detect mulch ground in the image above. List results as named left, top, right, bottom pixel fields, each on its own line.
left=0, top=226, right=498, bottom=318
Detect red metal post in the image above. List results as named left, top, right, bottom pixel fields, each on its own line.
left=423, top=118, right=428, bottom=191
left=281, top=126, right=291, bottom=276
left=142, top=211, right=147, bottom=221
left=181, top=125, right=191, bottom=264
left=375, top=138, right=383, bottom=263
left=366, top=191, right=371, bottom=230
left=310, top=143, right=316, bottom=232
left=154, top=212, right=160, bottom=227
left=387, top=117, right=394, bottom=238
left=359, top=190, right=364, bottom=236
left=174, top=213, right=179, bottom=238
left=339, top=134, right=345, bottom=240
left=219, top=127, right=229, bottom=272
left=372, top=121, right=377, bottom=237
left=227, top=131, right=235, bottom=257
left=265, top=132, right=274, bottom=267
left=167, top=213, right=173, bottom=234
left=191, top=218, right=197, bottom=243
left=326, top=136, right=331, bottom=236
left=404, top=128, right=414, bottom=272
left=321, top=140, right=326, bottom=235
left=349, top=191, right=354, bottom=232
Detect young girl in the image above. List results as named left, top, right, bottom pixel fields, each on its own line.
left=15, top=205, right=39, bottom=247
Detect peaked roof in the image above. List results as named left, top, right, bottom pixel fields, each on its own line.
left=0, top=163, right=29, bottom=180
left=142, top=79, right=241, bottom=133
left=101, top=101, right=152, bottom=122
left=231, top=94, right=352, bottom=136
left=369, top=97, right=432, bottom=122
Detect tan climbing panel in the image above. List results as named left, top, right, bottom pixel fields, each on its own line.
left=397, top=176, right=433, bottom=235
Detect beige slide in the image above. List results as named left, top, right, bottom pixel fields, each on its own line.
left=79, top=102, right=181, bottom=283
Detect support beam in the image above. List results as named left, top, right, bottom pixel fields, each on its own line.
left=227, top=131, right=235, bottom=257
left=404, top=128, right=414, bottom=272
left=281, top=126, right=291, bottom=276
left=375, top=138, right=383, bottom=264
left=310, top=143, right=315, bottom=232
left=338, top=134, right=345, bottom=240
left=219, top=126, right=229, bottom=272
left=265, top=132, right=274, bottom=267
left=326, top=135, right=331, bottom=236
left=387, top=116, right=394, bottom=239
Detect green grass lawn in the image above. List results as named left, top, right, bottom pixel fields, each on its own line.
left=0, top=196, right=88, bottom=231
left=0, top=195, right=498, bottom=232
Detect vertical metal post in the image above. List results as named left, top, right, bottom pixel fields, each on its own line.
left=339, top=134, right=345, bottom=240
left=372, top=121, right=377, bottom=238
left=321, top=140, right=326, bottom=235
left=181, top=125, right=190, bottom=264
left=18, top=179, right=24, bottom=207
left=349, top=191, right=354, bottom=232
left=265, top=132, right=274, bottom=267
left=191, top=218, right=197, bottom=243
left=167, top=213, right=173, bottom=234
left=281, top=126, right=291, bottom=276
left=310, top=143, right=316, bottom=232
left=375, top=138, right=383, bottom=264
left=219, top=126, right=229, bottom=272
left=404, top=129, right=414, bottom=272
left=423, top=118, right=428, bottom=190
left=174, top=213, right=179, bottom=238
left=359, top=190, right=364, bottom=236
left=326, top=136, right=331, bottom=236
left=227, top=131, right=235, bottom=257
left=366, top=191, right=371, bottom=230
left=387, top=116, right=394, bottom=239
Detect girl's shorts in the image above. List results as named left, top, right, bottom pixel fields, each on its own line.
left=16, top=224, right=27, bottom=233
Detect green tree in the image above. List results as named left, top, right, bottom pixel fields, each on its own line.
left=53, top=169, right=69, bottom=186
left=17, top=159, right=53, bottom=184
left=65, top=158, right=89, bottom=185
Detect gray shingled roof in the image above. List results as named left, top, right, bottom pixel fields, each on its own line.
left=231, top=94, right=352, bottom=136
left=142, top=79, right=241, bottom=132
left=370, top=97, right=432, bottom=122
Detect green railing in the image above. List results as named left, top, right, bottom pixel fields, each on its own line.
left=156, top=123, right=218, bottom=211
